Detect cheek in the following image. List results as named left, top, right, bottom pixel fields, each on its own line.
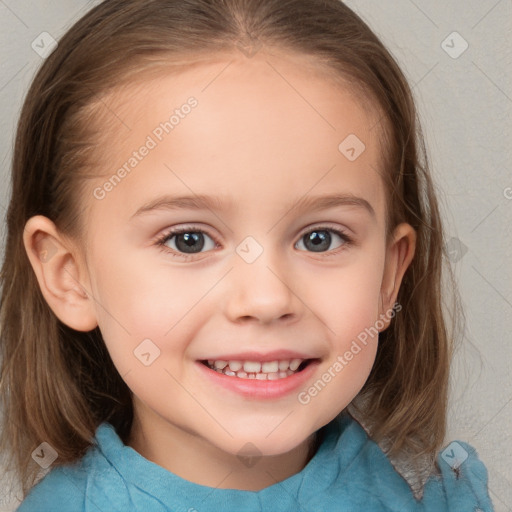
left=298, top=265, right=382, bottom=423
left=305, top=248, right=385, bottom=334
left=89, top=248, right=209, bottom=362
left=89, top=234, right=385, bottom=381
left=302, top=248, right=384, bottom=393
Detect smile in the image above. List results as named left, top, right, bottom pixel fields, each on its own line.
left=196, top=354, right=321, bottom=399
left=201, top=358, right=313, bottom=380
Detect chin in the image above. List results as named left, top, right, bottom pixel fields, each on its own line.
left=212, top=426, right=315, bottom=459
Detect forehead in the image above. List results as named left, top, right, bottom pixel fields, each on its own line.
left=85, top=50, right=388, bottom=225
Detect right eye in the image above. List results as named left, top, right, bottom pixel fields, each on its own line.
left=155, top=226, right=218, bottom=259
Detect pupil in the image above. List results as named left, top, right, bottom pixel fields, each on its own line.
left=307, top=230, right=330, bottom=252
left=177, top=232, right=204, bottom=253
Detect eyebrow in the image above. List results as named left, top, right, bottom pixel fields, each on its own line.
left=130, top=193, right=376, bottom=219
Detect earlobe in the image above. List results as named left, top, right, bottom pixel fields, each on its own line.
left=23, top=215, right=98, bottom=332
left=378, top=222, right=416, bottom=328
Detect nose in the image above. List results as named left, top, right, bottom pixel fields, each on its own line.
left=223, top=245, right=300, bottom=325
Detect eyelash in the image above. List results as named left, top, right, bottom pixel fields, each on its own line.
left=154, top=224, right=354, bottom=260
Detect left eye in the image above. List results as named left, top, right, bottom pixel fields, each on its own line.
left=295, top=227, right=352, bottom=253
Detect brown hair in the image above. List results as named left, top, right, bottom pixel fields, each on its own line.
left=0, top=0, right=463, bottom=499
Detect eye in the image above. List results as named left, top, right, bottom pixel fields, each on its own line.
left=154, top=224, right=353, bottom=260
left=295, top=226, right=353, bottom=254
left=155, top=226, right=217, bottom=259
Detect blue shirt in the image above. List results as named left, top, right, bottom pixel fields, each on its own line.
left=16, top=413, right=494, bottom=511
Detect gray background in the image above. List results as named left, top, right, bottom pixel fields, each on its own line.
left=0, top=1, right=510, bottom=510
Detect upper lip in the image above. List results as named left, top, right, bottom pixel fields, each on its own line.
left=199, top=350, right=319, bottom=362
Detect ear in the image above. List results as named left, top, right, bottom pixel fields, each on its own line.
left=378, top=222, right=416, bottom=331
left=23, top=215, right=98, bottom=332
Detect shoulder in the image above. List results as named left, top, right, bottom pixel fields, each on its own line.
left=14, top=464, right=88, bottom=512
left=427, top=439, right=495, bottom=511
left=16, top=467, right=86, bottom=512
left=15, top=424, right=120, bottom=512
left=337, top=412, right=495, bottom=511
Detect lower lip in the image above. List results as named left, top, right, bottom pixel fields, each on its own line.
left=195, top=360, right=320, bottom=399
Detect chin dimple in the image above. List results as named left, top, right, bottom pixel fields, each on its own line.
left=204, top=358, right=309, bottom=380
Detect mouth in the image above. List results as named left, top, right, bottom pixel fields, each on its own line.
left=200, top=358, right=316, bottom=380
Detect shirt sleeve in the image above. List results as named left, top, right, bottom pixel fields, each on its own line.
left=436, top=440, right=495, bottom=512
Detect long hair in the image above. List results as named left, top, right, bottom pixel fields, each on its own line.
left=0, top=0, right=463, bottom=498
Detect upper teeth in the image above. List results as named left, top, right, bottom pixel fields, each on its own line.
left=208, top=359, right=304, bottom=373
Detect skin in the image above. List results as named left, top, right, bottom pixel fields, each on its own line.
left=23, top=49, right=416, bottom=491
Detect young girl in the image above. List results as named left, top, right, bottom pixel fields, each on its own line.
left=0, top=0, right=495, bottom=510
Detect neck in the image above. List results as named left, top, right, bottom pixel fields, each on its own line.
left=126, top=407, right=319, bottom=491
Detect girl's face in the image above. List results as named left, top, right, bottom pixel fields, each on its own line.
left=32, top=50, right=415, bottom=483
